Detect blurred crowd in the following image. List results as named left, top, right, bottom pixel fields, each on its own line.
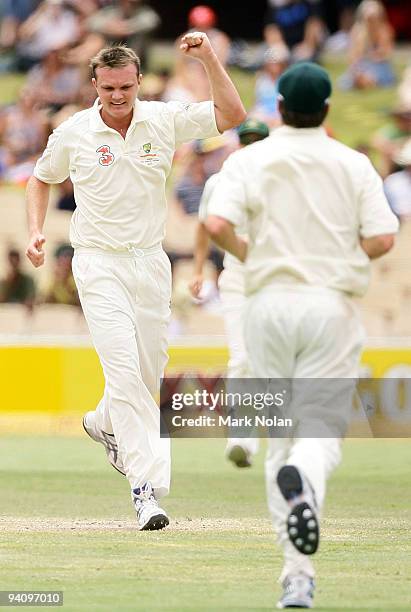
left=0, top=242, right=79, bottom=312
left=0, top=0, right=411, bottom=330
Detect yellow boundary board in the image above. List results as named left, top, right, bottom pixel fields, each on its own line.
left=1, top=345, right=411, bottom=413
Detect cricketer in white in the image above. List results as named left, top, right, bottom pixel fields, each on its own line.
left=206, top=62, right=398, bottom=608
left=25, top=36, right=246, bottom=531
left=190, top=119, right=270, bottom=469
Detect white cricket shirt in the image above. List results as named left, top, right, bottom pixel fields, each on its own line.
left=34, top=98, right=220, bottom=250
left=207, top=125, right=399, bottom=297
left=199, top=172, right=245, bottom=293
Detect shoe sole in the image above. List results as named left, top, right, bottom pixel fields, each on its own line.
left=140, top=514, right=169, bottom=531
left=82, top=417, right=126, bottom=476
left=277, top=465, right=319, bottom=556
left=277, top=600, right=312, bottom=609
left=227, top=445, right=252, bottom=468
left=277, top=597, right=313, bottom=609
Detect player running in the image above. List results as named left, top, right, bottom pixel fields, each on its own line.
left=25, top=36, right=245, bottom=531
left=189, top=117, right=270, bottom=468
left=205, top=62, right=398, bottom=608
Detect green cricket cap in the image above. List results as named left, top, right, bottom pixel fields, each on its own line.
left=278, top=62, right=332, bottom=114
left=237, top=118, right=270, bottom=139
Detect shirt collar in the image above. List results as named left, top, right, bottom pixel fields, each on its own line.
left=274, top=125, right=327, bottom=137
left=89, top=98, right=153, bottom=132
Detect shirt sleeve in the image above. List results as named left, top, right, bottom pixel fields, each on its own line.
left=169, top=101, right=220, bottom=147
left=198, top=174, right=219, bottom=221
left=33, top=121, right=71, bottom=184
left=359, top=156, right=399, bottom=237
left=383, top=174, right=400, bottom=217
left=207, top=151, right=249, bottom=226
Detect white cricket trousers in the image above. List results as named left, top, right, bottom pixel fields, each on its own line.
left=244, top=286, right=364, bottom=581
left=219, top=286, right=259, bottom=457
left=72, top=245, right=172, bottom=498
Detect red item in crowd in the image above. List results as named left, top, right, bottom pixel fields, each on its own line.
left=188, top=5, right=217, bottom=29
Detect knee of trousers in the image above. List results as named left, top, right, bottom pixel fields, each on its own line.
left=292, top=437, right=342, bottom=470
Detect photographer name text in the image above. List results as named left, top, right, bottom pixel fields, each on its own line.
left=171, top=414, right=293, bottom=428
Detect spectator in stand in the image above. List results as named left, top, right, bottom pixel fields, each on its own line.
left=25, top=44, right=82, bottom=113
left=174, top=138, right=226, bottom=220
left=64, top=0, right=107, bottom=18
left=0, top=0, right=40, bottom=52
left=0, top=87, right=48, bottom=184
left=0, top=248, right=36, bottom=312
left=169, top=5, right=231, bottom=102
left=170, top=136, right=236, bottom=283
left=252, top=44, right=290, bottom=127
left=14, top=0, right=81, bottom=72
left=42, top=244, right=80, bottom=306
left=86, top=0, right=160, bottom=70
left=398, top=65, right=411, bottom=108
left=63, top=1, right=107, bottom=67
left=324, top=0, right=361, bottom=53
left=384, top=139, right=411, bottom=221
left=372, top=100, right=411, bottom=178
left=264, top=0, right=326, bottom=63
left=338, top=0, right=395, bottom=90
left=50, top=81, right=97, bottom=128
left=55, top=179, right=76, bottom=212
left=138, top=73, right=167, bottom=102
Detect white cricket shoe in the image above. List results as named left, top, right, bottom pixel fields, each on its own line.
left=277, top=573, right=315, bottom=609
left=132, top=482, right=169, bottom=531
left=82, top=411, right=125, bottom=476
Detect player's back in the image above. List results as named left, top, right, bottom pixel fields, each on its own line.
left=234, top=126, right=393, bottom=297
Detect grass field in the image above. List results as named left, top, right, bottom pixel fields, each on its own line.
left=0, top=436, right=410, bottom=610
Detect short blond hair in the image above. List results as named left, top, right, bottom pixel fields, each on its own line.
left=90, top=45, right=141, bottom=80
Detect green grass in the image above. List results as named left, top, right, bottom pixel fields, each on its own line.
left=0, top=71, right=26, bottom=105
left=0, top=437, right=410, bottom=610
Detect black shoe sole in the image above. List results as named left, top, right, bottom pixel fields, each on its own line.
left=141, top=514, right=170, bottom=531
left=82, top=417, right=126, bottom=476
left=277, top=465, right=319, bottom=556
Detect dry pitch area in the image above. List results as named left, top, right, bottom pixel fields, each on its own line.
left=0, top=436, right=410, bottom=611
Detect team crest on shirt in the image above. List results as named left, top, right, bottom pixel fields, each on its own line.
left=138, top=142, right=160, bottom=166
left=96, top=145, right=115, bottom=166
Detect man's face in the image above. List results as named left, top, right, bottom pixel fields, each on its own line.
left=92, top=64, right=141, bottom=123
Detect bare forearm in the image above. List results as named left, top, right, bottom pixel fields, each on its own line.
left=193, top=223, right=211, bottom=275
left=203, top=54, right=246, bottom=131
left=215, top=232, right=247, bottom=262
left=206, top=216, right=247, bottom=262
left=26, top=176, right=50, bottom=236
left=179, top=32, right=245, bottom=130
